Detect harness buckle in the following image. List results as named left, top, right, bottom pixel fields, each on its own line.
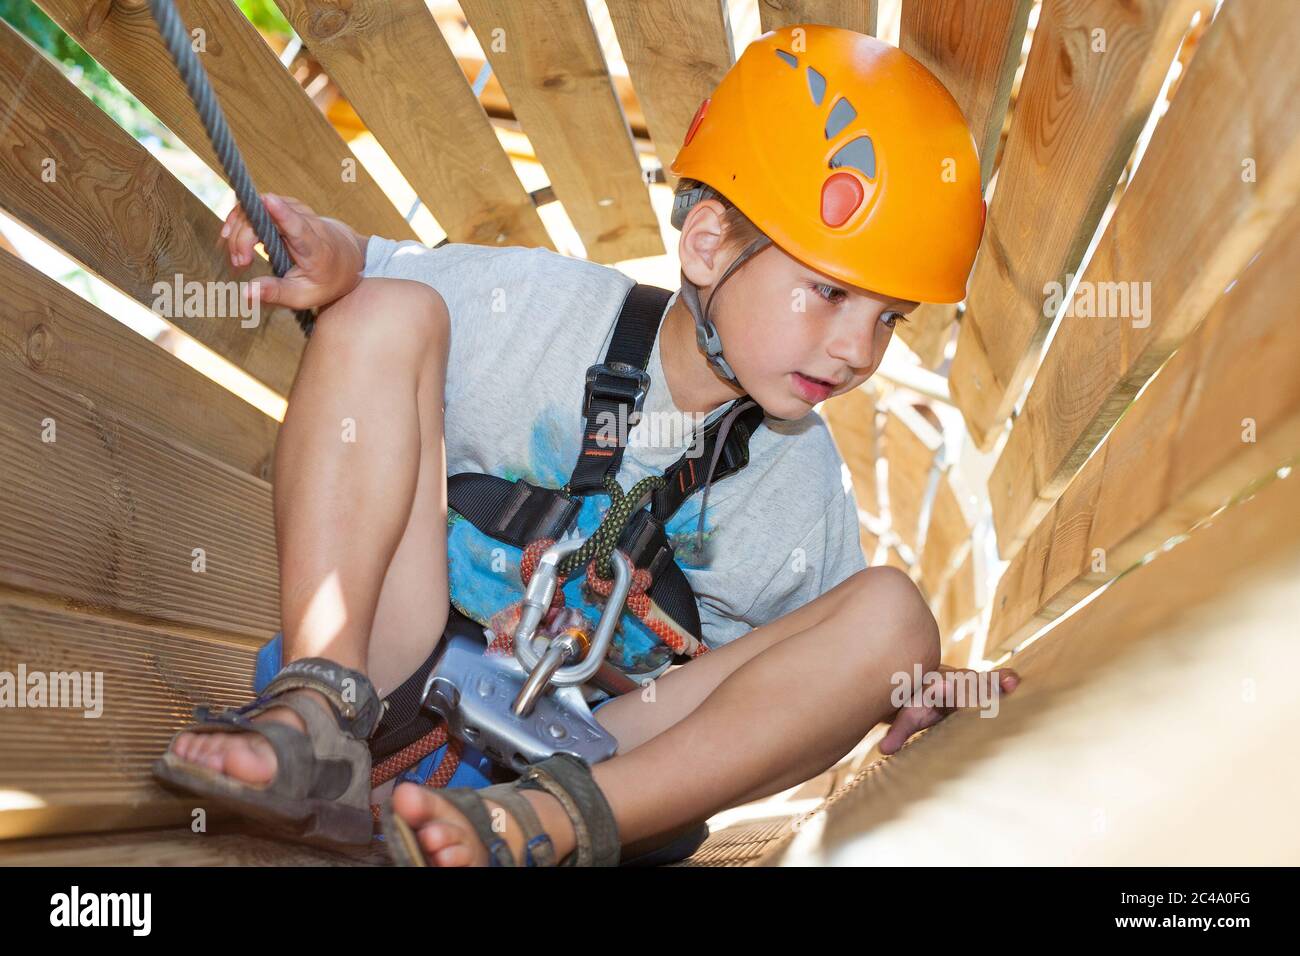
left=416, top=535, right=630, bottom=774
left=583, top=362, right=651, bottom=427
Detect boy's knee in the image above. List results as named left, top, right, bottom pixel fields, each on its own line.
left=846, top=567, right=941, bottom=673
left=312, top=277, right=449, bottom=357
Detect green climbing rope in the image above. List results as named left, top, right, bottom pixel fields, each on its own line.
left=557, top=474, right=665, bottom=580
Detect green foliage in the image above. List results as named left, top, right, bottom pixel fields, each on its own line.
left=236, top=0, right=292, bottom=35
left=0, top=0, right=172, bottom=144
left=0, top=2, right=290, bottom=146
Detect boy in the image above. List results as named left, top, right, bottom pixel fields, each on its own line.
left=156, top=24, right=1017, bottom=867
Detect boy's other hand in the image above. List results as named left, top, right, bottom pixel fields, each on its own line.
left=878, top=664, right=1020, bottom=756
left=220, top=193, right=366, bottom=311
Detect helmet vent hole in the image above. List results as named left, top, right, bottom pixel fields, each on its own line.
left=807, top=66, right=826, bottom=106
left=825, top=98, right=857, bottom=140
left=829, top=135, right=875, bottom=179
left=775, top=49, right=797, bottom=68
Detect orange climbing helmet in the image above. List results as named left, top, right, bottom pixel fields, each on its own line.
left=670, top=24, right=986, bottom=305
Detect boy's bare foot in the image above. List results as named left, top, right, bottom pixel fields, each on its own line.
left=165, top=688, right=335, bottom=786
left=390, top=780, right=578, bottom=867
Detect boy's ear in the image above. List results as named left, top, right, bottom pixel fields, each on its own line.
left=678, top=199, right=727, bottom=285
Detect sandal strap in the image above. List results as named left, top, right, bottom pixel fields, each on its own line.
left=435, top=789, right=517, bottom=867
left=262, top=658, right=384, bottom=740
left=481, top=786, right=557, bottom=867
left=183, top=681, right=373, bottom=808
left=516, top=753, right=621, bottom=867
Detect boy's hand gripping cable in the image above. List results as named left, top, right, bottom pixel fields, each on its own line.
left=148, top=0, right=315, bottom=337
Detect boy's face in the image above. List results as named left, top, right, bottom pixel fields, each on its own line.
left=682, top=202, right=918, bottom=419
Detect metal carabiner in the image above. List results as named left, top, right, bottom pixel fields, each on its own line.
left=511, top=536, right=633, bottom=716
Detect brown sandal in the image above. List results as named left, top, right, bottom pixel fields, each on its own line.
left=381, top=752, right=622, bottom=866
left=152, top=658, right=384, bottom=847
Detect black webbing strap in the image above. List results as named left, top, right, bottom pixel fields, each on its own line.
left=446, top=474, right=582, bottom=549
left=650, top=401, right=767, bottom=522
left=368, top=605, right=484, bottom=761
left=568, top=284, right=670, bottom=496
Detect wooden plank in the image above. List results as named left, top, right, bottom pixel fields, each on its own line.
left=37, top=0, right=413, bottom=241
left=918, top=471, right=971, bottom=598
left=894, top=303, right=952, bottom=369
left=936, top=546, right=976, bottom=641
left=767, top=465, right=1300, bottom=866
left=987, top=0, right=1300, bottom=558
left=0, top=22, right=304, bottom=396
left=859, top=524, right=880, bottom=563
left=458, top=0, right=662, bottom=264
left=0, top=595, right=265, bottom=840
left=894, top=0, right=1033, bottom=366
left=987, top=200, right=1300, bottom=653
left=0, top=359, right=279, bottom=636
left=881, top=545, right=909, bottom=573
left=950, top=0, right=1199, bottom=451
left=0, top=826, right=388, bottom=865
left=756, top=0, right=878, bottom=37
left=821, top=383, right=879, bottom=515
left=604, top=0, right=733, bottom=189
left=882, top=406, right=942, bottom=551
left=0, top=249, right=277, bottom=479
left=900, top=0, right=1031, bottom=192
left=270, top=0, right=552, bottom=249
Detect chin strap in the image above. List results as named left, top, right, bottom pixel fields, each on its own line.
left=679, top=236, right=772, bottom=389
left=691, top=396, right=760, bottom=560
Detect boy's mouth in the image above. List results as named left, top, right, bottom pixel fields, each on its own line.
left=791, top=371, right=838, bottom=402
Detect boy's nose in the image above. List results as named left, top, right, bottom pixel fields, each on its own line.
left=827, top=312, right=879, bottom=370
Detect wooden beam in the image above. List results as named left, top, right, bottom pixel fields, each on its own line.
left=0, top=594, right=263, bottom=840
left=458, top=0, right=662, bottom=263
left=894, top=0, right=1033, bottom=367
left=0, top=825, right=388, bottom=864
left=900, top=0, right=1031, bottom=190
left=882, top=406, right=942, bottom=551
left=987, top=0, right=1300, bottom=558
left=894, top=303, right=953, bottom=369
left=859, top=523, right=880, bottom=564
left=604, top=0, right=733, bottom=189
left=270, top=0, right=552, bottom=249
left=919, top=471, right=972, bottom=599
left=766, top=465, right=1300, bottom=866
left=821, top=383, right=879, bottom=515
left=950, top=0, right=1199, bottom=451
left=988, top=200, right=1300, bottom=654
left=37, top=0, right=413, bottom=241
left=0, top=22, right=304, bottom=396
left=936, top=546, right=976, bottom=642
left=0, top=359, right=279, bottom=636
left=0, top=250, right=277, bottom=479
left=756, top=0, right=879, bottom=37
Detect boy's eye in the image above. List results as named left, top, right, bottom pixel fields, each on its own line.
left=811, top=282, right=846, bottom=304
left=881, top=310, right=908, bottom=329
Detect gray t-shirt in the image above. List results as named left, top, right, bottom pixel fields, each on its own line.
left=363, top=237, right=866, bottom=660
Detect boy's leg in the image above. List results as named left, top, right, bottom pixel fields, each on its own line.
left=393, top=566, right=941, bottom=865
left=168, top=278, right=453, bottom=781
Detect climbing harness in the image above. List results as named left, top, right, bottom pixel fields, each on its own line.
left=246, top=282, right=768, bottom=816
left=148, top=0, right=315, bottom=337
left=352, top=283, right=767, bottom=791
left=149, top=0, right=766, bottom=818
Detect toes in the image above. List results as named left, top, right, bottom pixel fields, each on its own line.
left=223, top=733, right=277, bottom=785
left=417, top=823, right=475, bottom=867
left=434, top=843, right=474, bottom=867
left=392, top=781, right=443, bottom=829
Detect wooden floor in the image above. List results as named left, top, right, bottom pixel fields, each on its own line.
left=0, top=814, right=804, bottom=867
